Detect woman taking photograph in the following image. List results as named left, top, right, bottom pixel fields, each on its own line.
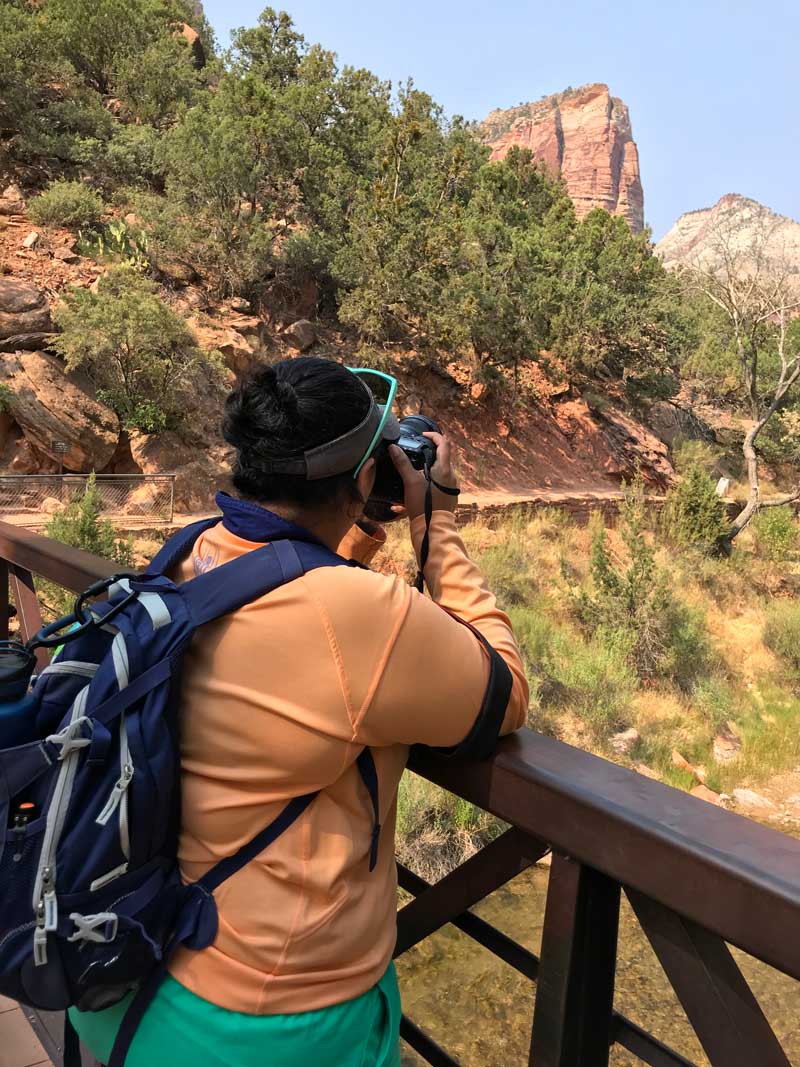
left=70, top=356, right=529, bottom=1066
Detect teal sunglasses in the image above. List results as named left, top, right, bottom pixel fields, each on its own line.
left=347, top=367, right=398, bottom=477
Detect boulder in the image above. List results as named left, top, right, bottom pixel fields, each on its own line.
left=733, top=788, right=776, bottom=814
left=635, top=763, right=660, bottom=781
left=22, top=231, right=40, bottom=250
left=41, top=496, right=63, bottom=515
left=8, top=437, right=47, bottom=474
left=712, top=723, right=741, bottom=764
left=129, top=431, right=231, bottom=512
left=0, top=278, right=47, bottom=315
left=610, top=727, right=639, bottom=755
left=648, top=401, right=716, bottom=449
left=0, top=279, right=51, bottom=343
left=190, top=314, right=264, bottom=378
left=0, top=183, right=25, bottom=216
left=284, top=319, right=316, bottom=352
left=0, top=351, right=120, bottom=471
left=154, top=257, right=198, bottom=287
left=52, top=246, right=79, bottom=264
left=691, top=785, right=723, bottom=806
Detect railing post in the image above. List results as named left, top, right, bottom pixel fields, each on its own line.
left=0, top=558, right=9, bottom=640
left=529, top=854, right=619, bottom=1067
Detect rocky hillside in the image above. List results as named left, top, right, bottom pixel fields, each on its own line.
left=657, top=193, right=800, bottom=282
left=0, top=180, right=679, bottom=513
left=480, top=83, right=645, bottom=232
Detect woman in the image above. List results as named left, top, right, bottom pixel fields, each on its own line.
left=71, top=357, right=528, bottom=1066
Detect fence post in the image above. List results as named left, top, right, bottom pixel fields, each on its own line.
left=529, top=854, right=620, bottom=1067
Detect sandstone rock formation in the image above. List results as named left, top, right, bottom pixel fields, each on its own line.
left=129, top=430, right=232, bottom=512
left=656, top=194, right=800, bottom=284
left=481, top=84, right=644, bottom=232
left=647, top=400, right=716, bottom=449
left=0, top=351, right=120, bottom=471
left=284, top=319, right=316, bottom=352
left=0, top=278, right=52, bottom=351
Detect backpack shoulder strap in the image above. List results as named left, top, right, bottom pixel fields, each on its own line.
left=179, top=538, right=346, bottom=628
left=147, top=517, right=221, bottom=576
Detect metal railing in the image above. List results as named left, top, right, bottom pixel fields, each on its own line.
left=0, top=474, right=176, bottom=525
left=1, top=519, right=800, bottom=1067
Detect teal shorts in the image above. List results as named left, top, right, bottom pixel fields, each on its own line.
left=69, top=964, right=401, bottom=1067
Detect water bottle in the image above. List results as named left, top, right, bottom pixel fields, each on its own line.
left=0, top=640, right=37, bottom=749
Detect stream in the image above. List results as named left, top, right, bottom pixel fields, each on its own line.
left=396, top=863, right=800, bottom=1066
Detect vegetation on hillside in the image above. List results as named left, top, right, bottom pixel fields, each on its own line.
left=388, top=489, right=800, bottom=879
left=3, top=1, right=798, bottom=502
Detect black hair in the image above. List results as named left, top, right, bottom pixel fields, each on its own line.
left=223, top=357, right=371, bottom=508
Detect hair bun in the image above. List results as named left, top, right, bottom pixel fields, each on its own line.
left=255, top=366, right=299, bottom=419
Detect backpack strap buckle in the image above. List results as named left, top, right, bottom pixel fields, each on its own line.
left=46, top=716, right=93, bottom=759
left=68, top=911, right=119, bottom=945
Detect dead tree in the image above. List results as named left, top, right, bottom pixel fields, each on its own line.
left=687, top=202, right=800, bottom=543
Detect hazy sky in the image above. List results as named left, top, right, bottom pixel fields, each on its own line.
left=201, top=0, right=799, bottom=241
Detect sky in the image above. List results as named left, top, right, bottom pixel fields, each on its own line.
left=200, top=0, right=800, bottom=241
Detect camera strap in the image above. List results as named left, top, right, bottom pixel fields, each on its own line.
left=415, top=465, right=461, bottom=593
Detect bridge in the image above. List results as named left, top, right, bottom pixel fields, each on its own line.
left=1, top=519, right=799, bottom=1067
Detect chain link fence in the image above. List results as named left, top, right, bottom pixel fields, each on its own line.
left=0, top=475, right=175, bottom=524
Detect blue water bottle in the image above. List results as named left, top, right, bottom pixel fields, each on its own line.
left=0, top=640, right=37, bottom=749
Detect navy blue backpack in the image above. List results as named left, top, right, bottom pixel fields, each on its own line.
left=0, top=518, right=380, bottom=1066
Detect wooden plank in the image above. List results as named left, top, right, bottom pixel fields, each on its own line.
left=400, top=1016, right=461, bottom=1067
left=10, top=567, right=48, bottom=670
left=1, top=558, right=9, bottom=640
left=628, top=890, right=790, bottom=1067
left=529, top=855, right=619, bottom=1067
left=395, top=828, right=545, bottom=957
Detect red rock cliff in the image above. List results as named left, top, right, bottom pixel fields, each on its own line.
left=481, top=83, right=645, bottom=232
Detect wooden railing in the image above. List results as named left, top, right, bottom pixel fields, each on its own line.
left=2, top=519, right=800, bottom=1067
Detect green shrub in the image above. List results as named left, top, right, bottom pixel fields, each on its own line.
left=764, top=602, right=800, bottom=674
left=102, top=125, right=164, bottom=187
left=77, top=218, right=149, bottom=270
left=671, top=438, right=721, bottom=475
left=0, top=382, right=13, bottom=413
left=751, top=506, right=798, bottom=562
left=693, top=677, right=736, bottom=731
left=509, top=604, right=636, bottom=734
left=577, top=476, right=710, bottom=688
left=42, top=475, right=134, bottom=616
left=52, top=266, right=222, bottom=432
left=662, top=463, right=729, bottom=553
left=28, top=180, right=105, bottom=229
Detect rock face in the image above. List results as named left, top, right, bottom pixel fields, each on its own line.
left=0, top=278, right=52, bottom=350
left=129, top=431, right=231, bottom=512
left=647, top=401, right=716, bottom=449
left=284, top=319, right=316, bottom=352
left=0, top=352, right=120, bottom=471
left=657, top=194, right=800, bottom=282
left=481, top=84, right=644, bottom=232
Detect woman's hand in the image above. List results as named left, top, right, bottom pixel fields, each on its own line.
left=390, top=433, right=459, bottom=522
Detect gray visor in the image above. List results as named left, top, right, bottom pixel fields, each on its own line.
left=252, top=377, right=401, bottom=480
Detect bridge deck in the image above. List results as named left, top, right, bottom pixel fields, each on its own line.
left=0, top=996, right=51, bottom=1067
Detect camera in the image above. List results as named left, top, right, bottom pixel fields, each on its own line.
left=364, top=414, right=439, bottom=522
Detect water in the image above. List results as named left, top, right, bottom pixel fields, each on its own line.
left=396, top=864, right=800, bottom=1066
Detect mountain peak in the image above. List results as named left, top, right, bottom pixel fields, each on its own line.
left=479, top=84, right=644, bottom=232
left=656, top=194, right=800, bottom=280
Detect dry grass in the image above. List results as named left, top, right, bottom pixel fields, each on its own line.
left=386, top=505, right=800, bottom=870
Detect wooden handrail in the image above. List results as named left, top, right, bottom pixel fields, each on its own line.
left=3, top=517, right=800, bottom=1067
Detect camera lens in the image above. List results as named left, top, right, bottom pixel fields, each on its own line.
left=399, top=415, right=440, bottom=436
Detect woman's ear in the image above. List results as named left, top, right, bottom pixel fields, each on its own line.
left=355, top=457, right=376, bottom=504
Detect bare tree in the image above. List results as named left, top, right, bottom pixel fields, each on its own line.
left=686, top=202, right=800, bottom=543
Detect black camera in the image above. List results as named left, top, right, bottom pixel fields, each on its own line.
left=364, top=414, right=439, bottom=522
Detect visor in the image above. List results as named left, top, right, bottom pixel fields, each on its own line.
left=250, top=368, right=400, bottom=481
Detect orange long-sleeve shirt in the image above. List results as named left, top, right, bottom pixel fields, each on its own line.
left=168, top=509, right=528, bottom=1015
